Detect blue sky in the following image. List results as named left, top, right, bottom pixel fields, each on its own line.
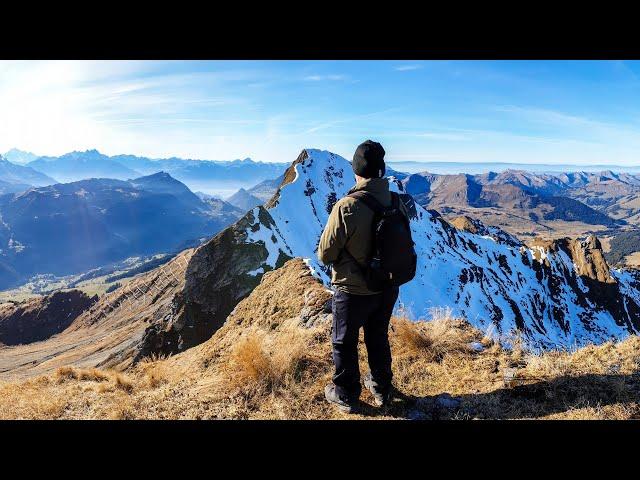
left=2, top=60, right=640, bottom=165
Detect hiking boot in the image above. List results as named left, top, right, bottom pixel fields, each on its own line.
left=364, top=373, right=392, bottom=407
left=324, top=384, right=358, bottom=414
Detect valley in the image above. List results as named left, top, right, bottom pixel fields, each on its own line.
left=0, top=172, right=244, bottom=290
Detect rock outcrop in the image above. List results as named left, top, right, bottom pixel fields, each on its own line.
left=568, top=235, right=613, bottom=284
left=134, top=208, right=290, bottom=360
left=0, top=290, right=97, bottom=345
left=449, top=215, right=521, bottom=247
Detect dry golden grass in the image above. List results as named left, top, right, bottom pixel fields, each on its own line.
left=226, top=325, right=322, bottom=392
left=55, top=366, right=111, bottom=383
left=138, top=356, right=171, bottom=389
left=392, top=308, right=477, bottom=362
left=2, top=312, right=640, bottom=420
left=225, top=332, right=274, bottom=391
left=113, top=373, right=134, bottom=393
left=207, top=320, right=333, bottom=418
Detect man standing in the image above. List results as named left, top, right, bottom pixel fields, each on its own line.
left=317, top=140, right=413, bottom=413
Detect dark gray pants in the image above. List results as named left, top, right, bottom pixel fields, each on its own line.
left=331, top=287, right=399, bottom=401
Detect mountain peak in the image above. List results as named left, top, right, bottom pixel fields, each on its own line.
left=137, top=171, right=174, bottom=180
left=2, top=148, right=39, bottom=165
left=5, top=148, right=36, bottom=156
left=130, top=171, right=188, bottom=189
left=226, top=187, right=262, bottom=211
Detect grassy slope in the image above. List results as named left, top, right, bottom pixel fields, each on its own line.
left=2, top=259, right=640, bottom=420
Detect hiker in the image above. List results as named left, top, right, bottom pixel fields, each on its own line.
left=317, top=140, right=417, bottom=413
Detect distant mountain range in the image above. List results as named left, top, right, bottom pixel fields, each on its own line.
left=396, top=169, right=640, bottom=239
left=29, top=150, right=140, bottom=182
left=3, top=149, right=289, bottom=196
left=478, top=170, right=640, bottom=227
left=4, top=147, right=640, bottom=280
left=0, top=155, right=57, bottom=191
left=389, top=160, right=640, bottom=175
left=0, top=172, right=243, bottom=289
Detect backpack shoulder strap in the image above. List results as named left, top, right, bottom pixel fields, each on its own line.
left=390, top=191, right=400, bottom=210
left=347, top=191, right=385, bottom=215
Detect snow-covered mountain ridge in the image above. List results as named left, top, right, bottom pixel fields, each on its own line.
left=231, top=149, right=640, bottom=349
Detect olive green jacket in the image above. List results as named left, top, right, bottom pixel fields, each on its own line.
left=317, top=177, right=409, bottom=295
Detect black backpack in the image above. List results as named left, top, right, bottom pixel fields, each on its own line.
left=346, top=191, right=417, bottom=291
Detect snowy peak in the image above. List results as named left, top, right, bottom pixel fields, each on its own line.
left=2, top=148, right=39, bottom=165
left=238, top=149, right=640, bottom=348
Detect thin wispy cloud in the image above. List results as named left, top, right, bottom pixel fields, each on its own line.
left=303, top=74, right=348, bottom=82
left=394, top=64, right=423, bottom=72
left=494, top=104, right=640, bottom=149
left=494, top=105, right=606, bottom=129
left=300, top=107, right=405, bottom=135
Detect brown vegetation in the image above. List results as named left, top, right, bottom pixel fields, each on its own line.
left=1, top=259, right=640, bottom=420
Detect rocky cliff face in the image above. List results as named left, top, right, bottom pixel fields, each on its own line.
left=134, top=208, right=291, bottom=360
left=0, top=290, right=97, bottom=345
left=524, top=236, right=640, bottom=339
